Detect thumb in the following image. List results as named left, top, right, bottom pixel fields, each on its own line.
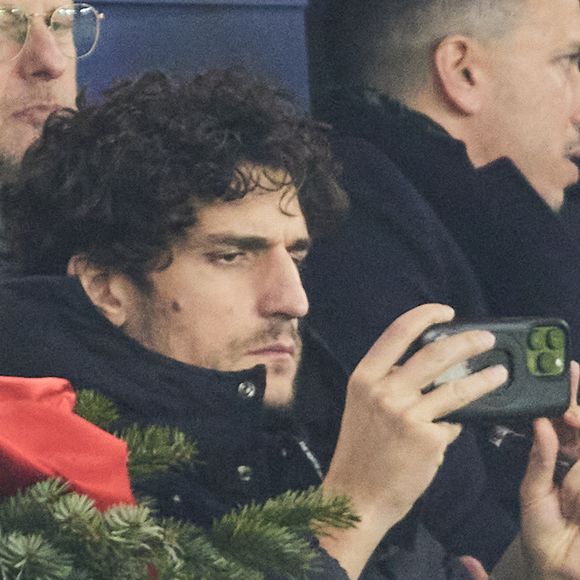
left=459, top=556, right=489, bottom=580
left=521, top=418, right=559, bottom=507
left=569, top=360, right=579, bottom=408
left=563, top=360, right=580, bottom=428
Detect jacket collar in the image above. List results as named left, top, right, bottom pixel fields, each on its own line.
left=0, top=274, right=345, bottom=439
left=0, top=274, right=270, bottom=420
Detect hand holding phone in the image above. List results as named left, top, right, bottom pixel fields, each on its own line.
left=417, top=318, right=571, bottom=423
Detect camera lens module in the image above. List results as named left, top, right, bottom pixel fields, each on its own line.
left=527, top=326, right=566, bottom=377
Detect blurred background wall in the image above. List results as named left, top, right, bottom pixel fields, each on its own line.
left=77, top=0, right=311, bottom=109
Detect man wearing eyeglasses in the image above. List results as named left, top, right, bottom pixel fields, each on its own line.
left=0, top=1, right=102, bottom=166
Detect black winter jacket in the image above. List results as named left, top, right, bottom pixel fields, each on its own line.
left=0, top=275, right=480, bottom=579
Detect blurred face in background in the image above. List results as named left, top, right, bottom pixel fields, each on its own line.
left=474, top=0, right=580, bottom=209
left=0, top=0, right=77, bottom=164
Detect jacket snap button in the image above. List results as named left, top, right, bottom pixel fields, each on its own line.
left=237, top=465, right=253, bottom=482
left=238, top=381, right=257, bottom=399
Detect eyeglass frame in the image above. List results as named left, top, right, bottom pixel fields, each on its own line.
left=0, top=3, right=105, bottom=61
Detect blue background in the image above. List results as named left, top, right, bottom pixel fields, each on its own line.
left=77, top=0, right=311, bottom=109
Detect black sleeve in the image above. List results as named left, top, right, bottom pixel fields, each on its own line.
left=422, top=427, right=518, bottom=570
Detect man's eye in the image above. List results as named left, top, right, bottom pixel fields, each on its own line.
left=0, top=11, right=26, bottom=42
left=50, top=20, right=73, bottom=33
left=291, top=253, right=308, bottom=270
left=212, top=252, right=246, bottom=265
left=562, top=53, right=580, bottom=70
left=51, top=7, right=74, bottom=32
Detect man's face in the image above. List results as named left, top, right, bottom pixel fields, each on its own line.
left=0, top=0, right=77, bottom=163
left=476, top=0, right=580, bottom=209
left=121, top=171, right=310, bottom=408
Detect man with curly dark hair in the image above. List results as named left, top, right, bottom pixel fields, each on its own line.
left=0, top=69, right=578, bottom=579
left=5, top=68, right=345, bottom=284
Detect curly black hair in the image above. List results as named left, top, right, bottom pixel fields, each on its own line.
left=2, top=69, right=347, bottom=284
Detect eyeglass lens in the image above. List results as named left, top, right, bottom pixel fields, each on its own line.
left=0, top=3, right=100, bottom=61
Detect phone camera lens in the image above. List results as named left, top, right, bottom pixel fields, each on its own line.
left=528, top=329, right=545, bottom=350
left=537, top=352, right=564, bottom=375
left=547, top=328, right=565, bottom=350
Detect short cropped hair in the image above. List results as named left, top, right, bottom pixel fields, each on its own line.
left=3, top=69, right=347, bottom=285
left=329, top=0, right=526, bottom=101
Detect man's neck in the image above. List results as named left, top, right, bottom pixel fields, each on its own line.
left=405, top=92, right=472, bottom=149
left=404, top=91, right=565, bottom=211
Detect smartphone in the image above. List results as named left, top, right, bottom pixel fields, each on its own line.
left=417, top=317, right=571, bottom=423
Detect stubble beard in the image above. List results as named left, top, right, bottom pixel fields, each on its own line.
left=127, top=294, right=303, bottom=408
left=231, top=320, right=303, bottom=409
left=0, top=151, right=19, bottom=183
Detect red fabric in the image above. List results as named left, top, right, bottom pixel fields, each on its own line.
left=0, top=376, right=76, bottom=411
left=0, top=376, right=135, bottom=510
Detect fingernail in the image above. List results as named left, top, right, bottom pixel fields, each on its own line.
left=487, top=364, right=508, bottom=382
left=478, top=331, right=496, bottom=348
left=442, top=305, right=455, bottom=318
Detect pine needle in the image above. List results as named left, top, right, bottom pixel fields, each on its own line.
left=119, top=424, right=198, bottom=478
left=74, top=390, right=120, bottom=430
left=0, top=533, right=72, bottom=579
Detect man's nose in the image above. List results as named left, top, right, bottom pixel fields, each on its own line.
left=15, top=21, right=68, bottom=80
left=258, top=250, right=310, bottom=320
left=571, top=66, right=580, bottom=126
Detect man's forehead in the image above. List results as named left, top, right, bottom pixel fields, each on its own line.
left=189, top=188, right=309, bottom=246
left=515, top=0, right=580, bottom=37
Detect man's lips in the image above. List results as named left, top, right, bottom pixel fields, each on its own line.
left=13, top=104, right=60, bottom=126
left=568, top=155, right=580, bottom=171
left=247, top=343, right=296, bottom=358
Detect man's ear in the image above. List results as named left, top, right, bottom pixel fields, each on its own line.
left=433, top=35, right=486, bottom=115
left=67, top=255, right=134, bottom=328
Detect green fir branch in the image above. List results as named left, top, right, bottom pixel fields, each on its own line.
left=0, top=480, right=358, bottom=580
left=0, top=480, right=69, bottom=536
left=210, top=514, right=315, bottom=579
left=73, top=390, right=120, bottom=431
left=0, top=390, right=359, bottom=579
left=155, top=518, right=260, bottom=580
left=103, top=504, right=164, bottom=551
left=118, top=424, right=198, bottom=479
left=217, top=486, right=360, bottom=537
left=49, top=493, right=101, bottom=543
left=64, top=572, right=93, bottom=580
left=207, top=488, right=359, bottom=579
left=0, top=532, right=72, bottom=580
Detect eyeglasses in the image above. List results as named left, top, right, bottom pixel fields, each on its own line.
left=0, top=3, right=104, bottom=62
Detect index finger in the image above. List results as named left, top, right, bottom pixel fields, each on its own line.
left=520, top=418, right=559, bottom=508
left=354, top=304, right=455, bottom=381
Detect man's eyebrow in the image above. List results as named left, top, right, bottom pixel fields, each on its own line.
left=203, top=234, right=311, bottom=252
left=204, top=234, right=270, bottom=250
left=562, top=41, right=580, bottom=54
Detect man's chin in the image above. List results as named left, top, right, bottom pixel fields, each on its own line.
left=0, top=150, right=20, bottom=182
left=263, top=369, right=296, bottom=409
left=0, top=130, right=38, bottom=167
